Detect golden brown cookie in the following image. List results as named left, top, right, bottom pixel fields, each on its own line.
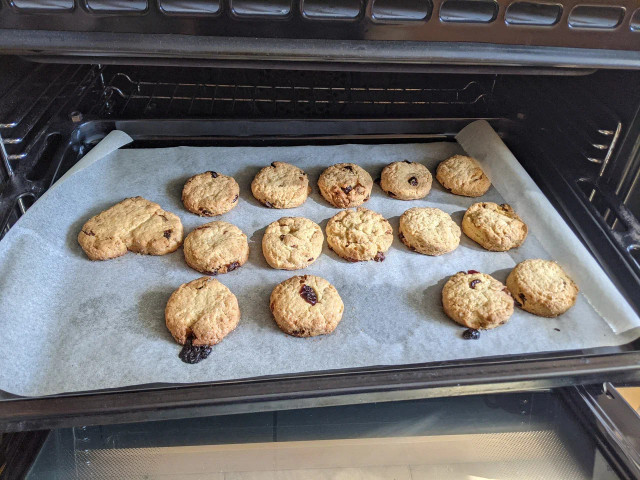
left=183, top=221, right=249, bottom=275
left=262, top=217, right=324, bottom=270
left=462, top=202, right=528, bottom=252
left=78, top=196, right=183, bottom=261
left=399, top=207, right=460, bottom=256
left=506, top=259, right=579, bottom=317
left=251, top=161, right=311, bottom=209
left=380, top=160, right=432, bottom=200
left=326, top=207, right=393, bottom=262
left=182, top=171, right=239, bottom=216
left=436, top=154, right=491, bottom=197
left=165, top=277, right=240, bottom=346
left=269, top=275, right=344, bottom=337
left=442, top=271, right=514, bottom=330
left=318, top=163, right=373, bottom=208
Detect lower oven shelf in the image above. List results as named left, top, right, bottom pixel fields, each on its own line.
left=0, top=117, right=638, bottom=433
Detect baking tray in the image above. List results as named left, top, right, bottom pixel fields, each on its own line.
left=1, top=117, right=639, bottom=433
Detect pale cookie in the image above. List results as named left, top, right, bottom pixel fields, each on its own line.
left=269, top=275, right=344, bottom=337
left=436, top=154, right=491, bottom=197
left=165, top=277, right=240, bottom=346
left=399, top=207, right=460, bottom=256
left=380, top=160, right=432, bottom=200
left=251, top=161, right=311, bottom=209
left=507, top=259, right=579, bottom=317
left=462, top=202, right=527, bottom=252
left=183, top=221, right=249, bottom=275
left=78, top=196, right=183, bottom=261
left=326, top=207, right=393, bottom=262
left=318, top=163, right=373, bottom=208
left=442, top=271, right=514, bottom=330
left=182, top=171, right=239, bottom=216
left=262, top=217, right=324, bottom=270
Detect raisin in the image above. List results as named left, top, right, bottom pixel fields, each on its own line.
left=308, top=258, right=314, bottom=262
left=398, top=232, right=405, bottom=241
left=470, top=279, right=480, bottom=289
left=467, top=270, right=480, bottom=274
left=232, top=194, right=238, bottom=203
left=227, top=261, right=240, bottom=272
left=264, top=201, right=274, bottom=208
left=519, top=293, right=526, bottom=303
left=346, top=257, right=359, bottom=263
left=554, top=328, right=560, bottom=332
left=179, top=338, right=212, bottom=364
left=374, top=252, right=385, bottom=262
left=163, top=229, right=172, bottom=239
left=200, top=208, right=212, bottom=215
left=82, top=230, right=95, bottom=236
left=210, top=171, right=218, bottom=178
left=280, top=235, right=285, bottom=240
left=462, top=329, right=480, bottom=340
left=514, top=298, right=522, bottom=308
left=271, top=162, right=277, bottom=168
left=408, top=176, right=418, bottom=186
left=388, top=191, right=396, bottom=197
left=403, top=160, right=411, bottom=164
left=342, top=186, right=353, bottom=195
left=300, top=285, right=318, bottom=305
left=344, top=165, right=353, bottom=171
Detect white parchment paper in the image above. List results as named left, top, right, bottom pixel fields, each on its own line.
left=0, top=121, right=637, bottom=397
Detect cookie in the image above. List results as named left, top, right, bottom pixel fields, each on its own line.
left=182, top=171, right=240, bottom=217
left=506, top=259, right=579, bottom=317
left=380, top=160, right=432, bottom=200
left=78, top=196, right=183, bottom=261
left=262, top=217, right=324, bottom=270
left=183, top=221, right=249, bottom=275
left=462, top=202, right=528, bottom=252
left=399, top=207, right=460, bottom=256
left=165, top=277, right=240, bottom=346
left=318, top=163, right=373, bottom=208
left=326, top=207, right=393, bottom=262
left=269, top=275, right=344, bottom=337
left=251, top=161, right=311, bottom=209
left=436, top=154, right=491, bottom=197
left=442, top=271, right=514, bottom=329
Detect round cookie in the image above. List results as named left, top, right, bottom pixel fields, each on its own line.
left=262, top=217, right=324, bottom=270
left=182, top=171, right=239, bottom=217
left=251, top=161, right=311, bottom=209
left=462, top=202, right=528, bottom=251
left=380, top=160, right=432, bottom=200
left=269, top=275, right=344, bottom=337
left=165, top=277, right=240, bottom=346
left=506, top=259, right=579, bottom=317
left=326, top=207, right=393, bottom=262
left=399, top=207, right=460, bottom=256
left=442, top=271, right=514, bottom=330
left=436, top=154, right=491, bottom=197
left=78, top=196, right=183, bottom=261
left=318, top=163, right=373, bottom=208
left=184, top=221, right=249, bottom=275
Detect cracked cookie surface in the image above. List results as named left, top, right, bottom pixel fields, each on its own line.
left=269, top=275, right=344, bottom=337
left=183, top=221, right=249, bottom=275
left=78, top=196, right=183, bottom=261
left=462, top=202, right=528, bottom=251
left=326, top=207, right=393, bottom=262
left=165, top=276, right=240, bottom=346
left=399, top=207, right=460, bottom=256
left=318, top=163, right=373, bottom=208
left=436, top=154, right=491, bottom=197
left=380, top=160, right=432, bottom=200
left=182, top=171, right=239, bottom=216
left=262, top=217, right=324, bottom=270
left=251, top=161, right=311, bottom=209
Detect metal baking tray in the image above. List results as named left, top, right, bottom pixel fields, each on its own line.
left=0, top=116, right=639, bottom=433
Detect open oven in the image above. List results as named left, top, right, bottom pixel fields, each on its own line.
left=1, top=1, right=640, bottom=478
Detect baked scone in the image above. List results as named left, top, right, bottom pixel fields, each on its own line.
left=380, top=160, right=432, bottom=200
left=165, top=277, right=240, bottom=346
left=251, top=161, right=311, bottom=209
left=326, top=207, right=393, bottom=262
left=436, top=154, right=491, bottom=197
left=507, top=259, right=579, bottom=317
left=182, top=171, right=239, bottom=216
left=78, top=196, right=183, bottom=261
left=269, top=275, right=344, bottom=337
left=262, top=217, right=324, bottom=270
left=318, top=163, right=373, bottom=208
left=442, top=271, right=514, bottom=329
left=399, top=207, right=460, bottom=256
left=183, top=221, right=249, bottom=275
left=462, top=202, right=528, bottom=252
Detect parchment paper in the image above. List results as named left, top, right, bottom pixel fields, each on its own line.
left=0, top=121, right=637, bottom=397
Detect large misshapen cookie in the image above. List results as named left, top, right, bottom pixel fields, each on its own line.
left=462, top=202, right=528, bottom=252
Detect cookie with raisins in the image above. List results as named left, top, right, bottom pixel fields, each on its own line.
left=380, top=160, right=432, bottom=200
left=436, top=154, right=491, bottom=197
left=251, top=161, right=311, bottom=209
left=462, top=202, right=528, bottom=252
left=183, top=221, right=249, bottom=275
left=318, top=163, right=373, bottom=208
left=182, top=171, right=239, bottom=216
left=262, top=217, right=324, bottom=270
left=326, top=207, right=393, bottom=262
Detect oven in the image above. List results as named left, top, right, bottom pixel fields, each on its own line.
left=1, top=1, right=640, bottom=478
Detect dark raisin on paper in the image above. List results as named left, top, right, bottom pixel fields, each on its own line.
left=462, top=329, right=480, bottom=340
left=342, top=186, right=353, bottom=195
left=467, top=270, right=480, bottom=274
left=163, top=229, right=172, bottom=239
left=469, top=279, right=480, bottom=289
left=210, top=171, right=218, bottom=178
left=232, top=194, right=238, bottom=203
left=271, top=162, right=277, bottom=168
left=300, top=285, right=318, bottom=305
left=374, top=252, right=385, bottom=262
left=554, top=328, right=561, bottom=332
left=403, top=160, right=412, bottom=164
left=408, top=176, right=418, bottom=186
left=179, top=338, right=212, bottom=364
